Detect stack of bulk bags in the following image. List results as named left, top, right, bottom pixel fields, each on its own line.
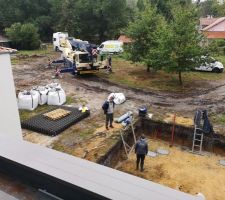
left=18, top=90, right=39, bottom=111
left=31, top=86, right=48, bottom=105
left=47, top=88, right=66, bottom=106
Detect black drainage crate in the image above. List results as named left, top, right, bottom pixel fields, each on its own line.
left=21, top=106, right=90, bottom=136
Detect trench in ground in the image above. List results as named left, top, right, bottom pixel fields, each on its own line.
left=97, top=118, right=225, bottom=200
left=98, top=118, right=225, bottom=167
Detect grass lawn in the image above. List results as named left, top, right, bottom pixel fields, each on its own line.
left=17, top=44, right=54, bottom=56
left=11, top=44, right=55, bottom=64
left=97, top=57, right=225, bottom=92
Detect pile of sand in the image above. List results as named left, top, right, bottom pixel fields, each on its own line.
left=164, top=113, right=194, bottom=127
left=118, top=139, right=225, bottom=200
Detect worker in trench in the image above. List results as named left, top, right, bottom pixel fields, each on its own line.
left=135, top=134, right=148, bottom=172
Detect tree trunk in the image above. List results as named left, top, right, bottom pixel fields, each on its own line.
left=178, top=71, right=182, bottom=85
left=147, top=65, right=150, bottom=72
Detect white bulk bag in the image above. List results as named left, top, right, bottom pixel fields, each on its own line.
left=18, top=90, right=39, bottom=111
left=108, top=93, right=126, bottom=105
left=47, top=88, right=66, bottom=106
left=32, top=86, right=48, bottom=105
left=46, top=82, right=61, bottom=90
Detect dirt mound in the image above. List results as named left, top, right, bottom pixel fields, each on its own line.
left=164, top=113, right=194, bottom=127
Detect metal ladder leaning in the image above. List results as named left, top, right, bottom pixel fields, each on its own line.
left=192, top=125, right=204, bottom=154
left=120, top=121, right=137, bottom=158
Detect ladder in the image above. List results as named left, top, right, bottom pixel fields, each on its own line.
left=192, top=125, right=204, bottom=154
left=120, top=120, right=136, bottom=158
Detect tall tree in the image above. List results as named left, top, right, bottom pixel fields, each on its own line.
left=5, top=23, right=40, bottom=50
left=126, top=4, right=205, bottom=85
left=50, top=0, right=130, bottom=43
left=198, top=0, right=221, bottom=17
left=164, top=6, right=205, bottom=85
left=126, top=6, right=169, bottom=72
left=0, top=0, right=52, bottom=40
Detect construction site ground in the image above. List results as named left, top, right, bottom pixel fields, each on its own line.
left=9, top=47, right=225, bottom=199
left=118, top=139, right=225, bottom=200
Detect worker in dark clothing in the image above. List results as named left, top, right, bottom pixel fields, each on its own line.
left=107, top=55, right=112, bottom=72
left=135, top=134, right=148, bottom=172
left=102, top=95, right=115, bottom=130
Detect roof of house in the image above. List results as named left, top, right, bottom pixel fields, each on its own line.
left=118, top=34, right=132, bottom=43
left=202, top=17, right=225, bottom=31
left=0, top=46, right=17, bottom=54
left=200, top=17, right=218, bottom=27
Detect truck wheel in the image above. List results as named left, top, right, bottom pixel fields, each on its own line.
left=212, top=68, right=220, bottom=73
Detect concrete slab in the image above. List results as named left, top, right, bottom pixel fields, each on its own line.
left=147, top=151, right=157, bottom=157
left=157, top=148, right=170, bottom=155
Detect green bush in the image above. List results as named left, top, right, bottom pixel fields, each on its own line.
left=208, top=39, right=225, bottom=55
left=5, top=23, right=40, bottom=50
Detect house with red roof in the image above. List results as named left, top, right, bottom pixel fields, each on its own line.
left=118, top=34, right=132, bottom=44
left=200, top=17, right=225, bottom=39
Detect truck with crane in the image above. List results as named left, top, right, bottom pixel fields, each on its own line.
left=51, top=34, right=108, bottom=75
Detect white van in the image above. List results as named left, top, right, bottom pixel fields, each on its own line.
left=53, top=32, right=68, bottom=51
left=97, top=40, right=123, bottom=54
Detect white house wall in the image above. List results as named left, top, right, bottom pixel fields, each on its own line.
left=0, top=53, right=22, bottom=139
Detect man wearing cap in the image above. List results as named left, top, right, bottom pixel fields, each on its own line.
left=135, top=134, right=148, bottom=172
left=102, top=95, right=115, bottom=130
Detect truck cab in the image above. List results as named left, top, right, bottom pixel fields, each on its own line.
left=53, top=32, right=68, bottom=51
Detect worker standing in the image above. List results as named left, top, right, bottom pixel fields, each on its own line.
left=92, top=47, right=98, bottom=62
left=102, top=95, right=115, bottom=130
left=107, top=55, right=112, bottom=72
left=135, top=134, right=148, bottom=172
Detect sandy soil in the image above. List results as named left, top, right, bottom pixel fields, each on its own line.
left=118, top=139, right=225, bottom=200
left=72, top=123, right=123, bottom=161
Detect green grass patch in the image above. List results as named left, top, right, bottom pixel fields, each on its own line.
left=211, top=114, right=225, bottom=124
left=19, top=105, right=54, bottom=121
left=51, top=117, right=102, bottom=155
left=97, top=58, right=225, bottom=93
left=214, top=55, right=225, bottom=66
left=79, top=128, right=96, bottom=139
left=66, top=96, right=75, bottom=104
left=17, top=44, right=54, bottom=57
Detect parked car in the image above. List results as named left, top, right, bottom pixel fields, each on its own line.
left=195, top=57, right=224, bottom=73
